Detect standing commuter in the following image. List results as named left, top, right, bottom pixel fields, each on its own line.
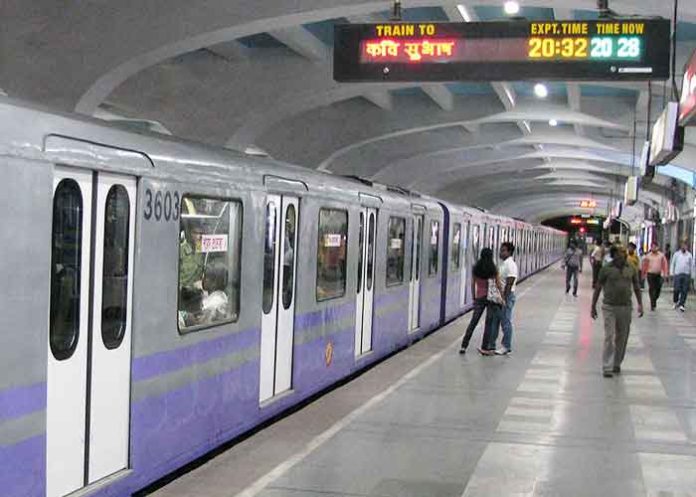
left=641, top=243, right=669, bottom=311
left=670, top=240, right=694, bottom=312
left=591, top=246, right=643, bottom=377
left=563, top=241, right=581, bottom=297
left=459, top=248, right=504, bottom=354
left=482, top=242, right=518, bottom=355
left=590, top=242, right=604, bottom=288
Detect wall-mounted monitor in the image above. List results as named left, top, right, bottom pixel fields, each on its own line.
left=624, top=176, right=639, bottom=206
left=649, top=102, right=684, bottom=166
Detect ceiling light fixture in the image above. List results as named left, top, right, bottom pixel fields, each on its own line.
left=534, top=83, right=548, bottom=98
left=503, top=1, right=520, bottom=15
left=549, top=119, right=558, bottom=126
left=456, top=4, right=472, bottom=22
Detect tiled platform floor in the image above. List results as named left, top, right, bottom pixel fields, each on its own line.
left=149, top=265, right=696, bottom=497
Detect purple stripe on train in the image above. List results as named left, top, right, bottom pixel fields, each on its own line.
left=295, top=301, right=355, bottom=329
left=131, top=303, right=356, bottom=384
left=131, top=327, right=260, bottom=382
left=111, top=327, right=359, bottom=497
left=0, top=435, right=45, bottom=497
left=0, top=382, right=46, bottom=421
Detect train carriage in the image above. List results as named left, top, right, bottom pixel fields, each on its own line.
left=0, top=98, right=565, bottom=497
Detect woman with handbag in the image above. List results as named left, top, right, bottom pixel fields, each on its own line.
left=459, top=248, right=505, bottom=354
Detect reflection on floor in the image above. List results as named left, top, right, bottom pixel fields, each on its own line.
left=150, top=266, right=696, bottom=497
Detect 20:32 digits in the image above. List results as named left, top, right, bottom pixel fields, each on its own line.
left=143, top=188, right=180, bottom=222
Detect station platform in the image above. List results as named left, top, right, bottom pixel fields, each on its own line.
left=146, top=265, right=696, bottom=497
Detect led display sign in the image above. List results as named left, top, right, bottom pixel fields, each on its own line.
left=579, top=200, right=597, bottom=208
left=334, top=20, right=671, bottom=82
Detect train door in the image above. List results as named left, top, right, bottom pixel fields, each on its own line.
left=459, top=221, right=469, bottom=307
left=47, top=168, right=136, bottom=497
left=260, top=195, right=299, bottom=403
left=355, top=207, right=377, bottom=356
left=408, top=214, right=424, bottom=331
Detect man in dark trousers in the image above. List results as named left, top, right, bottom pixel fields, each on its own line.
left=562, top=241, right=582, bottom=296
left=591, top=245, right=643, bottom=378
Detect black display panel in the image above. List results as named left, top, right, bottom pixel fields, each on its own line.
left=334, top=20, right=671, bottom=82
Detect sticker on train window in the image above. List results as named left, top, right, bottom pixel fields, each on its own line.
left=324, top=234, right=342, bottom=247
left=200, top=234, right=228, bottom=253
left=390, top=238, right=402, bottom=249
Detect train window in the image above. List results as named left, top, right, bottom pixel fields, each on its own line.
left=451, top=223, right=461, bottom=269
left=316, top=208, right=348, bottom=301
left=428, top=220, right=440, bottom=276
left=357, top=212, right=364, bottom=293
left=386, top=217, right=405, bottom=286
left=262, top=202, right=277, bottom=314
left=281, top=204, right=296, bottom=310
left=366, top=212, right=375, bottom=291
left=50, top=179, right=83, bottom=361
left=177, top=196, right=243, bottom=332
left=415, top=217, right=423, bottom=279
left=101, top=185, right=130, bottom=350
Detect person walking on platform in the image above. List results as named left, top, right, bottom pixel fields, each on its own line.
left=602, top=240, right=613, bottom=266
left=670, top=240, right=694, bottom=312
left=591, top=245, right=643, bottom=378
left=627, top=242, right=640, bottom=273
left=641, top=243, right=669, bottom=311
left=481, top=242, right=518, bottom=356
left=460, top=248, right=504, bottom=354
left=590, top=242, right=604, bottom=288
left=563, top=241, right=582, bottom=297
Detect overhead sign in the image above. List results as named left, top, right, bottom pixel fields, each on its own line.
left=334, top=20, right=671, bottom=82
left=679, top=48, right=696, bottom=126
left=649, top=102, right=684, bottom=165
left=579, top=200, right=597, bottom=208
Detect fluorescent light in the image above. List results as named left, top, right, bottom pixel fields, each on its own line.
left=456, top=4, right=471, bottom=22
left=534, top=83, right=548, bottom=98
left=549, top=119, right=558, bottom=126
left=504, top=1, right=520, bottom=15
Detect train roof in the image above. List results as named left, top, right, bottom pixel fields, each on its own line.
left=0, top=96, right=564, bottom=233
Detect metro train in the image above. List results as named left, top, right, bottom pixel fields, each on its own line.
left=0, top=98, right=566, bottom=497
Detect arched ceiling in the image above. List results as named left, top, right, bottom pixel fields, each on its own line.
left=3, top=0, right=696, bottom=225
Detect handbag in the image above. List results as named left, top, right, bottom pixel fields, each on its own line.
left=487, top=277, right=505, bottom=305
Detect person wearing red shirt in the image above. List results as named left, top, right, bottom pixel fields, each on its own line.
left=641, top=243, right=669, bottom=311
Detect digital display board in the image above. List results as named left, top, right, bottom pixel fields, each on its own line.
left=334, top=20, right=671, bottom=82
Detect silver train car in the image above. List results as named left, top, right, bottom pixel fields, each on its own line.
left=0, top=98, right=566, bottom=497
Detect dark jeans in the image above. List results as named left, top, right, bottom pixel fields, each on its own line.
left=673, top=274, right=690, bottom=307
left=461, top=298, right=487, bottom=349
left=566, top=266, right=579, bottom=295
left=646, top=273, right=663, bottom=308
left=592, top=261, right=602, bottom=288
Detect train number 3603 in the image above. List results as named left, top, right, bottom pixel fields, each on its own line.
left=143, top=189, right=180, bottom=222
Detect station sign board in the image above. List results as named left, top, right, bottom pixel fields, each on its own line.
left=334, top=19, right=671, bottom=82
left=679, top=48, right=696, bottom=126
